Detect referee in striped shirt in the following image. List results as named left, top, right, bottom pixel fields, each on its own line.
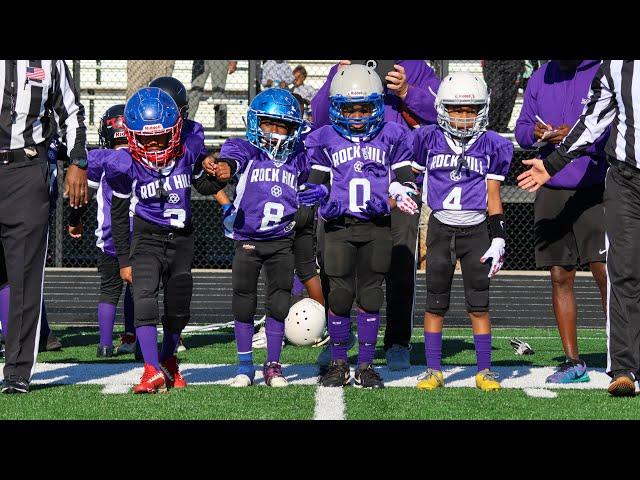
left=0, top=60, right=88, bottom=394
left=518, top=60, right=640, bottom=396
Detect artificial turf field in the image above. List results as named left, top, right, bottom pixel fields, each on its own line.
left=1, top=325, right=638, bottom=420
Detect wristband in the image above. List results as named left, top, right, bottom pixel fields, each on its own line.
left=488, top=213, right=506, bottom=239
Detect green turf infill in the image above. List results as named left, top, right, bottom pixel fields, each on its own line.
left=0, top=385, right=316, bottom=420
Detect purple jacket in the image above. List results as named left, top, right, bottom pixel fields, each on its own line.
left=310, top=60, right=440, bottom=129
left=515, top=60, right=609, bottom=188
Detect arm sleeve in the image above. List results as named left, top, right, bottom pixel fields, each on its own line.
left=192, top=156, right=226, bottom=195
left=514, top=75, right=539, bottom=149
left=401, top=62, right=440, bottom=125
left=111, top=195, right=131, bottom=268
left=50, top=60, right=87, bottom=162
left=487, top=141, right=514, bottom=181
left=309, top=64, right=339, bottom=128
left=543, top=61, right=618, bottom=176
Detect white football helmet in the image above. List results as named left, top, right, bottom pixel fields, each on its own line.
left=284, top=298, right=326, bottom=346
left=435, top=71, right=490, bottom=138
left=329, top=64, right=385, bottom=140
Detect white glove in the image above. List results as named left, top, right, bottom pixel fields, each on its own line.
left=389, top=181, right=419, bottom=215
left=480, top=237, right=505, bottom=278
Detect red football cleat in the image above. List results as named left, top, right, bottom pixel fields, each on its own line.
left=161, top=356, right=187, bottom=389
left=133, top=364, right=167, bottom=394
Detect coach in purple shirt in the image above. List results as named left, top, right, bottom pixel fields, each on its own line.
left=515, top=60, right=609, bottom=384
left=311, top=60, right=440, bottom=371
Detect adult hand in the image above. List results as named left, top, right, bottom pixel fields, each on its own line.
left=120, top=266, right=132, bottom=284
left=517, top=158, right=551, bottom=192
left=338, top=60, right=351, bottom=71
left=544, top=123, right=571, bottom=144
left=480, top=238, right=506, bottom=278
left=68, top=224, right=83, bottom=239
left=65, top=164, right=89, bottom=209
left=228, top=60, right=238, bottom=74
left=534, top=121, right=552, bottom=140
left=386, top=64, right=409, bottom=100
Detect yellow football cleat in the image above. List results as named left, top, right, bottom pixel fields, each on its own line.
left=417, top=368, right=445, bottom=390
left=475, top=369, right=501, bottom=391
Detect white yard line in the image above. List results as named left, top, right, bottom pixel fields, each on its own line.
left=314, top=387, right=345, bottom=420
left=15, top=362, right=620, bottom=394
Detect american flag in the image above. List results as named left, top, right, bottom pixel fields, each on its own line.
left=25, top=66, right=45, bottom=82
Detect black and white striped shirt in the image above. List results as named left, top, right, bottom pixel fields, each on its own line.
left=544, top=60, right=640, bottom=174
left=0, top=60, right=87, bottom=160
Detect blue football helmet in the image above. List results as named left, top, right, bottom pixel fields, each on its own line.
left=123, top=87, right=183, bottom=170
left=246, top=88, right=304, bottom=165
left=328, top=64, right=385, bottom=141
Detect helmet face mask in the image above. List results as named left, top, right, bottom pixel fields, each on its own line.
left=329, top=64, right=385, bottom=140
left=436, top=72, right=490, bottom=139
left=123, top=87, right=183, bottom=171
left=246, top=88, right=304, bottom=166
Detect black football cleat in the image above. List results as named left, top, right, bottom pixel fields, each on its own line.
left=1, top=376, right=30, bottom=394
left=96, top=345, right=114, bottom=358
left=319, top=359, right=351, bottom=387
left=354, top=363, right=385, bottom=389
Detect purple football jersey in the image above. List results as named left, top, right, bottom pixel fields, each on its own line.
left=88, top=149, right=119, bottom=257
left=393, top=125, right=513, bottom=212
left=305, top=122, right=409, bottom=220
left=221, top=138, right=306, bottom=241
left=103, top=146, right=199, bottom=229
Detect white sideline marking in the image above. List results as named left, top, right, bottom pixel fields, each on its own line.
left=314, top=387, right=345, bottom=420
left=5, top=363, right=618, bottom=395
left=523, top=388, right=557, bottom=398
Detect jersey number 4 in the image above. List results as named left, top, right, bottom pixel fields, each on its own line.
left=442, top=186, right=462, bottom=210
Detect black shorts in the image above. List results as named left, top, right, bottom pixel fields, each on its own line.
left=425, top=215, right=491, bottom=314
left=534, top=184, right=606, bottom=268
left=293, top=206, right=318, bottom=282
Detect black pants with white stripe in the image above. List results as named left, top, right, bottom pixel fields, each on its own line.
left=603, top=161, right=640, bottom=378
left=0, top=155, right=50, bottom=383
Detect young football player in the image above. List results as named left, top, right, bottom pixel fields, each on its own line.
left=300, top=64, right=418, bottom=389
left=202, top=88, right=306, bottom=387
left=105, top=87, right=223, bottom=393
left=391, top=71, right=513, bottom=391
left=67, top=105, right=137, bottom=357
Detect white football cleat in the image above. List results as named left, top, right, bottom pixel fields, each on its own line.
left=229, top=374, right=254, bottom=388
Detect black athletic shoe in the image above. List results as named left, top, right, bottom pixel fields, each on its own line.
left=1, top=376, right=29, bottom=394
left=354, top=363, right=385, bottom=389
left=40, top=332, right=62, bottom=351
left=319, top=359, right=351, bottom=387
left=96, top=345, right=114, bottom=358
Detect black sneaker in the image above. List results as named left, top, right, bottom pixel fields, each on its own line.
left=40, top=332, right=62, bottom=351
left=354, top=363, right=384, bottom=389
left=96, top=345, right=114, bottom=358
left=320, top=360, right=351, bottom=387
left=1, top=375, right=29, bottom=394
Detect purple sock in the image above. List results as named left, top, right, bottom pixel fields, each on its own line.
left=292, top=275, right=305, bottom=296
left=234, top=320, right=254, bottom=376
left=356, top=310, right=380, bottom=365
left=0, top=284, right=9, bottom=336
left=159, top=326, right=180, bottom=363
left=473, top=333, right=492, bottom=372
left=136, top=325, right=160, bottom=369
left=97, top=303, right=116, bottom=347
left=123, top=284, right=135, bottom=334
left=424, top=332, right=443, bottom=371
left=328, top=312, right=351, bottom=362
left=265, top=316, right=285, bottom=363
left=40, top=300, right=51, bottom=339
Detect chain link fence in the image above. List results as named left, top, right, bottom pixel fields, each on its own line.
left=51, top=60, right=548, bottom=270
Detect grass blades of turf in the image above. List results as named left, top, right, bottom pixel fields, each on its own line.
left=344, top=388, right=640, bottom=420
left=0, top=384, right=316, bottom=420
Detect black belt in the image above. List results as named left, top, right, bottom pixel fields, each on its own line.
left=0, top=145, right=46, bottom=165
left=133, top=215, right=192, bottom=238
